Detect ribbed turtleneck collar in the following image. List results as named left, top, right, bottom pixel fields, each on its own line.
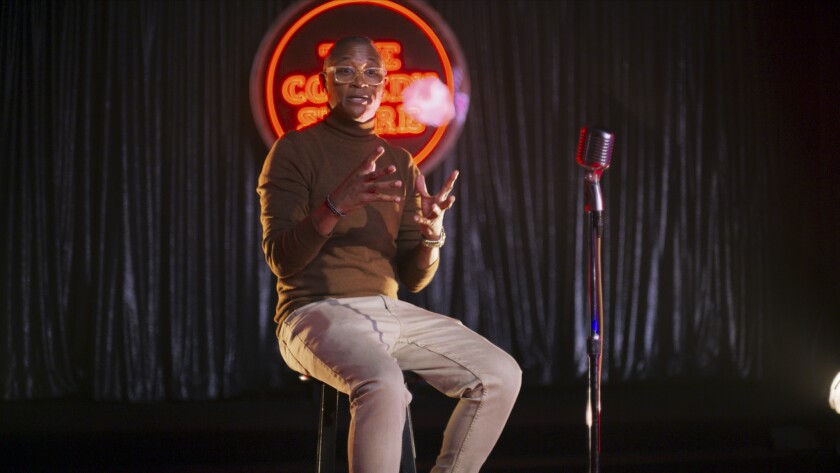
left=323, top=111, right=377, bottom=139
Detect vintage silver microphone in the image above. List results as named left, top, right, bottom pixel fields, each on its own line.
left=576, top=125, right=615, bottom=473
left=577, top=126, right=615, bottom=220
left=577, top=126, right=615, bottom=171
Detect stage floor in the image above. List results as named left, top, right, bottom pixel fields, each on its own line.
left=2, top=380, right=838, bottom=472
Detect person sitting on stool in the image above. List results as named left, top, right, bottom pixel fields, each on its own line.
left=257, top=35, right=522, bottom=473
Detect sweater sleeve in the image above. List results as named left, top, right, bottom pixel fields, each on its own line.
left=257, top=137, right=329, bottom=279
left=395, top=154, right=440, bottom=292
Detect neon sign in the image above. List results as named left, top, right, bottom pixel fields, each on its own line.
left=250, top=0, right=469, bottom=171
left=279, top=41, right=439, bottom=135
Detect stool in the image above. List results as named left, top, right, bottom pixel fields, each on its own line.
left=301, top=373, right=418, bottom=473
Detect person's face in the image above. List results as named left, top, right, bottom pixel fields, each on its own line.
left=320, top=41, right=386, bottom=123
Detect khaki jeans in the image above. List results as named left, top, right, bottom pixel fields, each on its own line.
left=279, top=296, right=521, bottom=473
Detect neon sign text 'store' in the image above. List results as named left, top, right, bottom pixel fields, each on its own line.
left=258, top=0, right=466, bottom=169
left=278, top=41, right=440, bottom=135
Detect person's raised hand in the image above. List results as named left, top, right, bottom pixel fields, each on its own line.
left=329, top=146, right=403, bottom=215
left=414, top=170, right=459, bottom=240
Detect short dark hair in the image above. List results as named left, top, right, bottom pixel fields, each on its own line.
left=325, top=36, right=378, bottom=66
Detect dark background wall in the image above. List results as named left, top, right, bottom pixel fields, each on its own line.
left=2, top=0, right=839, bottom=405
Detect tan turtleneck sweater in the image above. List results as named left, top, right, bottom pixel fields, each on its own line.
left=257, top=113, right=439, bottom=328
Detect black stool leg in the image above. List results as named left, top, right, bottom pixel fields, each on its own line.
left=400, top=402, right=417, bottom=473
left=317, top=383, right=338, bottom=473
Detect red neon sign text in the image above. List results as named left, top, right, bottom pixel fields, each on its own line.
left=279, top=41, right=440, bottom=134
left=253, top=0, right=468, bottom=169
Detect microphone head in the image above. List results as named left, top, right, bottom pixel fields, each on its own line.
left=576, top=126, right=615, bottom=172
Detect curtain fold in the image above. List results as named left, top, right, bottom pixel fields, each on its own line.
left=2, top=0, right=835, bottom=401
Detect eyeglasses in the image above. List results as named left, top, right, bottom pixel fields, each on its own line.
left=324, top=65, right=387, bottom=86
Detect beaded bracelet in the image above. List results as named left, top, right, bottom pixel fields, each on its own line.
left=324, top=194, right=346, bottom=217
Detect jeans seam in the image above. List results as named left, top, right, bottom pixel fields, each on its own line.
left=291, top=332, right=349, bottom=393
left=454, top=390, right=485, bottom=472
left=380, top=295, right=406, bottom=346
left=406, top=340, right=486, bottom=472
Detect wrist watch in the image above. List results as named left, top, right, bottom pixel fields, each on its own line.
left=421, top=228, right=446, bottom=248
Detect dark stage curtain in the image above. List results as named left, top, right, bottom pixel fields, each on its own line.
left=3, top=0, right=838, bottom=401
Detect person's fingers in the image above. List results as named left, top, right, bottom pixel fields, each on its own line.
left=416, top=173, right=432, bottom=198
left=437, top=170, right=460, bottom=201
left=368, top=146, right=385, bottom=163
left=425, top=203, right=442, bottom=220
left=412, top=214, right=443, bottom=231
left=382, top=178, right=403, bottom=189
left=360, top=190, right=402, bottom=203
left=364, top=179, right=403, bottom=194
left=365, top=164, right=397, bottom=182
left=438, top=195, right=456, bottom=210
left=358, top=146, right=385, bottom=175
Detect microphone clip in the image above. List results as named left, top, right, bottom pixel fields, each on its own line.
left=584, top=171, right=604, bottom=214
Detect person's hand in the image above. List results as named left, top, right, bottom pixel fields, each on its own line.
left=329, top=146, right=403, bottom=214
left=414, top=170, right=459, bottom=240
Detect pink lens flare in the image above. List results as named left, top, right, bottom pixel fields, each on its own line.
left=402, top=76, right=456, bottom=127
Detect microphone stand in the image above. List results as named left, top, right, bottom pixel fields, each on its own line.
left=584, top=170, right=605, bottom=473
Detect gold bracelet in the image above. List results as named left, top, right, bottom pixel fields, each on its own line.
left=421, top=228, right=446, bottom=248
